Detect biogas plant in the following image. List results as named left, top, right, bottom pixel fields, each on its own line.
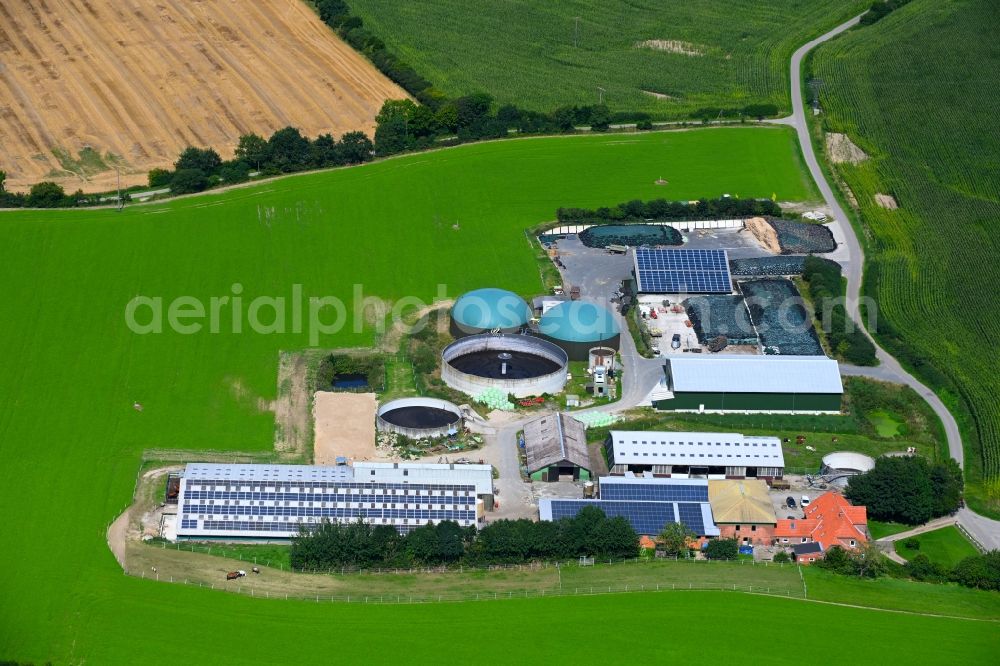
left=441, top=288, right=620, bottom=399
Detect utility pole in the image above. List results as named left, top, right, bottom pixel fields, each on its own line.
left=574, top=16, right=580, bottom=48
left=115, top=166, right=123, bottom=211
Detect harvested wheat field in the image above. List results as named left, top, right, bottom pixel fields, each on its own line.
left=0, top=0, right=406, bottom=193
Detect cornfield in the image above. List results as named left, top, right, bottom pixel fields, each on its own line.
left=813, top=0, right=1000, bottom=493
left=349, top=0, right=869, bottom=117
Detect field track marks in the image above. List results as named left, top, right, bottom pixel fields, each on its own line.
left=0, top=0, right=406, bottom=192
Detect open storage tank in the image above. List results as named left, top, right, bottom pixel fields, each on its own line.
left=377, top=397, right=463, bottom=439
left=442, top=334, right=569, bottom=398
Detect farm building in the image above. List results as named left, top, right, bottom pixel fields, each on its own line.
left=353, top=461, right=495, bottom=510
left=450, top=287, right=532, bottom=337
left=773, top=491, right=868, bottom=564
left=539, top=476, right=720, bottom=537
left=522, top=412, right=592, bottom=482
left=174, top=463, right=484, bottom=540
left=605, top=431, right=785, bottom=481
left=654, top=355, right=843, bottom=413
left=820, top=451, right=876, bottom=487
left=707, top=479, right=778, bottom=546
left=537, top=301, right=620, bottom=360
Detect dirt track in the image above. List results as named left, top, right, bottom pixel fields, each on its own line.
left=0, top=0, right=406, bottom=192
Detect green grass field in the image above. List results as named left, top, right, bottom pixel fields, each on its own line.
left=811, top=0, right=1000, bottom=514
left=869, top=521, right=912, bottom=540
left=348, top=0, right=868, bottom=117
left=895, top=526, right=981, bottom=569
left=0, top=128, right=829, bottom=663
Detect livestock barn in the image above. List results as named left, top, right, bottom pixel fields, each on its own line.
left=174, top=463, right=485, bottom=540
left=522, top=412, right=592, bottom=481
left=654, top=355, right=843, bottom=413
left=605, top=430, right=785, bottom=482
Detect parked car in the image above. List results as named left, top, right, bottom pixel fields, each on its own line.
left=801, top=495, right=811, bottom=507
left=785, top=496, right=796, bottom=508
left=671, top=333, right=681, bottom=349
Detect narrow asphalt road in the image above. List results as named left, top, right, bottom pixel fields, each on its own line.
left=787, top=15, right=1000, bottom=547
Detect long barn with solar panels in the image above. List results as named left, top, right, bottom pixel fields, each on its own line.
left=633, top=248, right=733, bottom=294
left=174, top=463, right=485, bottom=540
left=538, top=477, right=720, bottom=537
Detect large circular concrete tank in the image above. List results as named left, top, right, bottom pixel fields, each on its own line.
left=450, top=288, right=532, bottom=337
left=441, top=334, right=569, bottom=398
left=538, top=301, right=621, bottom=360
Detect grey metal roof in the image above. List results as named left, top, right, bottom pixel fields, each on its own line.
left=523, top=412, right=591, bottom=474
left=608, top=431, right=784, bottom=467
left=183, top=463, right=354, bottom=483
left=668, top=355, right=843, bottom=394
left=353, top=462, right=494, bottom=496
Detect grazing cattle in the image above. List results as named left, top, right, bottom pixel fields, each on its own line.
left=226, top=571, right=241, bottom=580
left=251, top=567, right=260, bottom=574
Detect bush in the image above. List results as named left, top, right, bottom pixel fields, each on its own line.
left=773, top=550, right=791, bottom=564
left=903, top=537, right=920, bottom=550
left=169, top=168, right=208, bottom=195
left=26, top=181, right=68, bottom=208
left=148, top=168, right=173, bottom=188
left=704, top=538, right=738, bottom=560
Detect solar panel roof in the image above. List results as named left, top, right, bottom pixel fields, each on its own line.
left=599, top=477, right=709, bottom=502
left=539, top=499, right=719, bottom=537
left=633, top=248, right=732, bottom=294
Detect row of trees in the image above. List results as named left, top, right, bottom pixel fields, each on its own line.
left=291, top=507, right=639, bottom=570
left=557, top=196, right=783, bottom=225
left=845, top=455, right=963, bottom=524
left=371, top=95, right=628, bottom=156
left=148, top=127, right=375, bottom=194
left=802, top=255, right=878, bottom=365
left=0, top=170, right=114, bottom=209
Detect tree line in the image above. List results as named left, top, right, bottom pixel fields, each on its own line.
left=0, top=170, right=123, bottom=209
left=802, top=255, right=878, bottom=365
left=148, top=127, right=375, bottom=195
left=557, top=196, right=783, bottom=225
left=290, top=506, right=638, bottom=570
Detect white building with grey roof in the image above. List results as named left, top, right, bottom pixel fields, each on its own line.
left=605, top=431, right=784, bottom=482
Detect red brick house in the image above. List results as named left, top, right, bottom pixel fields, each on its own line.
left=773, top=492, right=867, bottom=564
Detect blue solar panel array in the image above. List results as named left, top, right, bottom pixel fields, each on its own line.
left=634, top=248, right=732, bottom=293
left=178, top=478, right=478, bottom=535
left=676, top=503, right=707, bottom=536
left=546, top=500, right=683, bottom=536
left=599, top=480, right=708, bottom=503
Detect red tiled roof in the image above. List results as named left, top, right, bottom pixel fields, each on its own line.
left=776, top=492, right=867, bottom=550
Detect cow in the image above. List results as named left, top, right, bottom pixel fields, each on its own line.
left=251, top=567, right=260, bottom=574
left=226, top=571, right=241, bottom=580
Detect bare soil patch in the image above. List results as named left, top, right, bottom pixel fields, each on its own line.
left=313, top=392, right=377, bottom=464
left=643, top=90, right=676, bottom=101
left=826, top=133, right=869, bottom=165
left=636, top=39, right=704, bottom=56
left=875, top=193, right=899, bottom=209
left=0, top=0, right=406, bottom=192
left=270, top=352, right=312, bottom=460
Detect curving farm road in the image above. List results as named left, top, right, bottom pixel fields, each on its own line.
left=786, top=15, right=1000, bottom=549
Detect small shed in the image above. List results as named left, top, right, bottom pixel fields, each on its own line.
left=523, top=413, right=592, bottom=482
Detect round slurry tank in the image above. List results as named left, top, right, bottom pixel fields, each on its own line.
left=822, top=451, right=876, bottom=475
left=538, top=301, right=621, bottom=361
left=377, top=397, right=463, bottom=439
left=450, top=288, right=532, bottom=337
left=442, top=334, right=569, bottom=398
